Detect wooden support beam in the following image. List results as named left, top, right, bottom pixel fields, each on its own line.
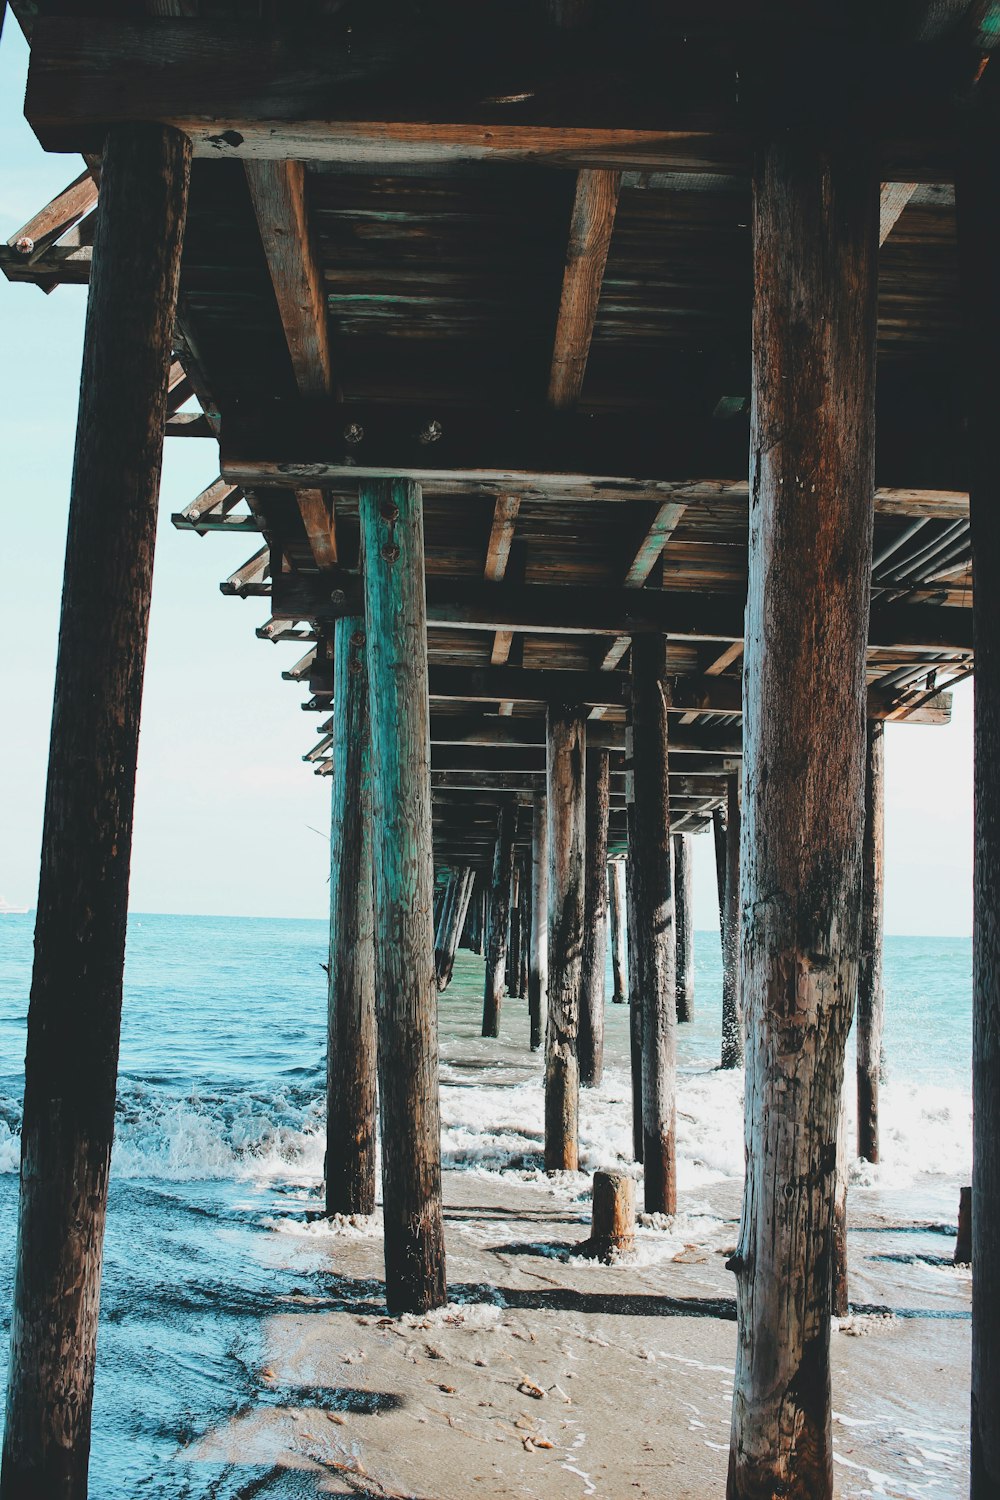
left=857, top=720, right=885, bottom=1163
left=482, top=802, right=516, bottom=1037
left=170, top=476, right=253, bottom=534
left=548, top=169, right=620, bottom=410
left=271, top=568, right=973, bottom=651
left=608, top=860, right=628, bottom=1006
left=545, top=704, right=586, bottom=1172
left=359, top=477, right=445, bottom=1315
left=24, top=17, right=985, bottom=177
left=879, top=180, right=917, bottom=245
left=728, top=135, right=877, bottom=1499
left=298, top=659, right=953, bottom=726
left=673, top=832, right=694, bottom=1023
left=244, top=159, right=337, bottom=570
left=6, top=168, right=99, bottom=264
left=422, top=715, right=738, bottom=755
left=244, top=159, right=331, bottom=397
left=0, top=122, right=190, bottom=1500
left=484, top=493, right=521, bottom=678
left=222, top=400, right=971, bottom=512
left=599, top=499, right=688, bottom=672
left=720, top=768, right=742, bottom=1069
left=957, top=97, right=1000, bottom=1500
left=529, top=792, right=548, bottom=1053
left=326, top=617, right=377, bottom=1217
left=435, top=865, right=474, bottom=992
left=579, top=747, right=610, bottom=1087
left=629, top=636, right=676, bottom=1215
left=296, top=488, right=338, bottom=568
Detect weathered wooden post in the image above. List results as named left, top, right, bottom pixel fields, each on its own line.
left=359, top=476, right=446, bottom=1315
left=518, top=854, right=531, bottom=999
left=857, top=719, right=885, bottom=1162
left=625, top=834, right=644, bottom=1162
left=529, top=792, right=548, bottom=1052
left=832, top=1086, right=849, bottom=1318
left=958, top=108, right=1000, bottom=1499
left=545, top=704, right=586, bottom=1172
left=673, top=832, right=695, bottom=1023
left=585, top=1171, right=636, bottom=1263
left=712, top=802, right=728, bottom=929
left=580, top=747, right=610, bottom=1086
left=629, top=637, right=677, bottom=1215
left=506, top=858, right=523, bottom=997
left=459, top=870, right=479, bottom=951
left=1, top=124, right=191, bottom=1500
left=720, top=769, right=743, bottom=1069
left=727, top=136, right=876, bottom=1500
left=326, top=618, right=377, bottom=1219
left=482, top=801, right=516, bottom=1037
left=436, top=864, right=474, bottom=991
left=608, top=860, right=628, bottom=1005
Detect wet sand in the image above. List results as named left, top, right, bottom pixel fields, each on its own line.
left=181, top=1169, right=970, bottom=1499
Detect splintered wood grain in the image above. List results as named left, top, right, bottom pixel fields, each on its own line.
left=730, top=136, right=877, bottom=1500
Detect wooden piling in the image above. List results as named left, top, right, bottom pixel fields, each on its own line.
left=520, top=855, right=532, bottom=997
left=544, top=704, right=586, bottom=1172
left=857, top=719, right=885, bottom=1163
left=629, top=636, right=677, bottom=1216
left=506, top=858, right=522, bottom=997
left=958, top=109, right=1000, bottom=1498
left=712, top=802, right=728, bottom=930
left=609, top=861, right=627, bottom=1005
left=727, top=136, right=876, bottom=1500
left=359, top=476, right=446, bottom=1315
left=832, top=1086, right=849, bottom=1318
left=955, top=1186, right=972, bottom=1267
left=0, top=124, right=191, bottom=1500
left=625, top=833, right=644, bottom=1163
left=436, top=864, right=474, bottom=991
left=529, top=792, right=548, bottom=1053
left=326, top=618, right=377, bottom=1219
left=673, top=832, right=695, bottom=1023
left=482, top=801, right=516, bottom=1037
left=720, top=769, right=743, bottom=1069
left=580, top=747, right=610, bottom=1086
left=586, top=1170, right=636, bottom=1263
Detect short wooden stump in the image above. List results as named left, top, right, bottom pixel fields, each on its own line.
left=584, top=1170, right=636, bottom=1263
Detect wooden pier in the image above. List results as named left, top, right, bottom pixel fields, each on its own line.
left=0, top=3, right=995, bottom=1496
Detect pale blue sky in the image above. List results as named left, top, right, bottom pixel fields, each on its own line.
left=0, top=22, right=974, bottom=932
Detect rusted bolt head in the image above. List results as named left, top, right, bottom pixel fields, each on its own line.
left=343, top=422, right=364, bottom=445
left=14, top=236, right=34, bottom=256
left=380, top=501, right=399, bottom=522
left=418, top=418, right=443, bottom=445
left=380, top=542, right=400, bottom=563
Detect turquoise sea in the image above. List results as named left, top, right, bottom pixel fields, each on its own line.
left=0, top=915, right=973, bottom=1495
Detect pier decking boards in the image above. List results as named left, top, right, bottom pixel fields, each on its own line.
left=0, top=3, right=994, bottom=1498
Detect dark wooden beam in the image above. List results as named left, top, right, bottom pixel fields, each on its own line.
left=548, top=169, right=620, bottom=410
left=24, top=16, right=980, bottom=178
left=0, top=122, right=191, bottom=1499
left=856, top=719, right=885, bottom=1164
left=957, top=82, right=1000, bottom=1498
left=221, top=399, right=969, bottom=509
left=326, top=616, right=376, bottom=1217
left=271, top=568, right=973, bottom=651
left=244, top=159, right=337, bottom=570
left=545, top=704, right=586, bottom=1171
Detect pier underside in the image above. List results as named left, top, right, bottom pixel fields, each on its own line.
left=1, top=3, right=995, bottom=1497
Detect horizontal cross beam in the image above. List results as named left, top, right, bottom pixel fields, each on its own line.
left=269, top=569, right=973, bottom=652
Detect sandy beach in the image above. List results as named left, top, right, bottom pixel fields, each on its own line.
left=180, top=1166, right=969, bottom=1499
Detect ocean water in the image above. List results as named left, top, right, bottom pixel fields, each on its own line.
left=0, top=914, right=973, bottom=1495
